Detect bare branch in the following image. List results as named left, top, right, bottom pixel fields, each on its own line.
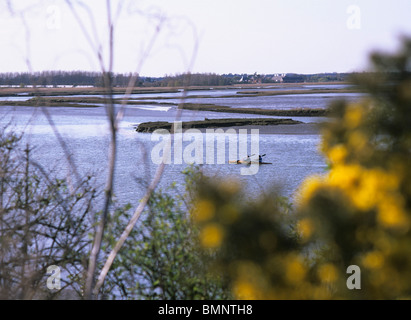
left=93, top=21, right=199, bottom=296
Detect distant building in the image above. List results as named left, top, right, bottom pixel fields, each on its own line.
left=251, top=73, right=262, bottom=84
left=239, top=74, right=250, bottom=83
left=270, top=73, right=286, bottom=82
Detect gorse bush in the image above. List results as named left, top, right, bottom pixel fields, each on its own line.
left=192, top=177, right=303, bottom=299
left=192, top=37, right=411, bottom=299
left=296, top=38, right=411, bottom=299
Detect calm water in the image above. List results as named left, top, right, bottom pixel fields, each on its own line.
left=139, top=92, right=363, bottom=110
left=0, top=87, right=360, bottom=206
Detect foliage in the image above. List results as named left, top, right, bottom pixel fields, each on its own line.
left=191, top=37, right=411, bottom=299
left=296, top=37, right=411, bottom=299
left=0, top=128, right=97, bottom=299
left=0, top=70, right=352, bottom=88
left=0, top=71, right=137, bottom=88
left=101, top=168, right=231, bottom=300
left=192, top=175, right=305, bottom=299
left=0, top=127, right=229, bottom=300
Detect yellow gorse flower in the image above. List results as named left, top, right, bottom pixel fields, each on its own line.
left=194, top=200, right=215, bottom=222
left=327, top=144, right=348, bottom=165
left=297, top=218, right=314, bottom=242
left=344, top=104, right=364, bottom=129
left=297, top=174, right=325, bottom=206
left=377, top=194, right=409, bottom=231
left=347, top=130, right=368, bottom=151
left=199, top=223, right=224, bottom=248
left=232, top=280, right=260, bottom=300
left=362, top=251, right=385, bottom=269
left=285, top=254, right=307, bottom=284
left=328, top=164, right=362, bottom=190
left=317, top=263, right=338, bottom=283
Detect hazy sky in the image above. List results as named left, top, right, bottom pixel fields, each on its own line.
left=1, top=0, right=411, bottom=76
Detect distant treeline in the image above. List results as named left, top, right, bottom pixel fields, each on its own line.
left=0, top=71, right=353, bottom=87
left=282, top=73, right=350, bottom=83
left=0, top=71, right=237, bottom=87
left=157, top=73, right=232, bottom=87
left=0, top=71, right=136, bottom=87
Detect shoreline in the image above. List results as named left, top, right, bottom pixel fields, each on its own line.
left=180, top=103, right=329, bottom=117
left=0, top=81, right=353, bottom=97
left=0, top=83, right=357, bottom=118
left=0, top=97, right=330, bottom=117
left=232, top=122, right=322, bottom=135
left=135, top=118, right=305, bottom=133
left=0, top=97, right=329, bottom=117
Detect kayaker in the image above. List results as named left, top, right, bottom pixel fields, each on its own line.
left=258, top=155, right=263, bottom=163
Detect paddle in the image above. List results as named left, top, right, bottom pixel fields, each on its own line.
left=242, top=154, right=255, bottom=161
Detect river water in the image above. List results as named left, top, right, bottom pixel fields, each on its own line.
left=0, top=86, right=362, bottom=206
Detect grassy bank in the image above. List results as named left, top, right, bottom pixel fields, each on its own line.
left=0, top=83, right=351, bottom=117
left=0, top=81, right=354, bottom=97
left=135, top=118, right=303, bottom=133
left=0, top=86, right=181, bottom=97
left=180, top=103, right=329, bottom=117
left=125, top=87, right=360, bottom=101
left=0, top=96, right=329, bottom=117
left=0, top=96, right=175, bottom=108
left=0, top=100, right=101, bottom=108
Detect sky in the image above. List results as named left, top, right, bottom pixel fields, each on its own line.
left=1, top=0, right=411, bottom=77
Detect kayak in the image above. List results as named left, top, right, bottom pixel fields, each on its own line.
left=228, top=160, right=272, bottom=164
